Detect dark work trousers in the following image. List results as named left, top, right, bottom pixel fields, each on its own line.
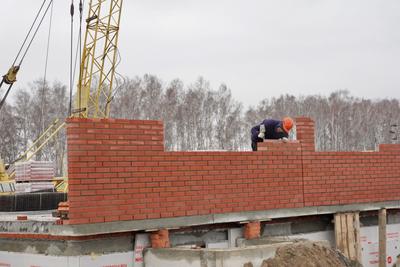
left=251, top=137, right=264, bottom=151
left=251, top=141, right=257, bottom=151
left=251, top=127, right=262, bottom=151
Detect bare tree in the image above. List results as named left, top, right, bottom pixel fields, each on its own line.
left=2, top=75, right=399, bottom=164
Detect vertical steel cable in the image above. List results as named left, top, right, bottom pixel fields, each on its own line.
left=72, top=0, right=84, bottom=108
left=19, top=0, right=54, bottom=66
left=12, top=0, right=48, bottom=66
left=41, top=1, right=54, bottom=133
left=1, top=0, right=53, bottom=113
left=43, top=1, right=54, bottom=85
left=69, top=1, right=75, bottom=116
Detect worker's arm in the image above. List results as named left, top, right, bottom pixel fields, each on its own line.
left=252, top=120, right=272, bottom=140
left=278, top=130, right=289, bottom=143
left=251, top=125, right=261, bottom=141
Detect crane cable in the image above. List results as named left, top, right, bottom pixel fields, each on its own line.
left=40, top=0, right=55, bottom=134
left=72, top=0, right=84, bottom=114
left=43, top=1, right=54, bottom=86
left=69, top=0, right=75, bottom=116
left=72, top=0, right=84, bottom=86
left=19, top=0, right=54, bottom=67
left=0, top=0, right=54, bottom=112
left=12, top=0, right=48, bottom=67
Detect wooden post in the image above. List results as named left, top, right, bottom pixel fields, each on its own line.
left=346, top=213, right=356, bottom=260
left=354, top=212, right=362, bottom=262
left=334, top=212, right=362, bottom=264
left=341, top=214, right=349, bottom=257
left=379, top=208, right=387, bottom=267
left=334, top=213, right=343, bottom=252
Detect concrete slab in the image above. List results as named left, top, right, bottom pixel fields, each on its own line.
left=237, top=237, right=293, bottom=248
left=0, top=234, right=133, bottom=256
left=51, top=214, right=216, bottom=236
left=0, top=251, right=133, bottom=267
left=0, top=210, right=56, bottom=222
left=171, top=229, right=228, bottom=248
left=53, top=200, right=400, bottom=237
left=143, top=242, right=293, bottom=267
left=206, top=241, right=229, bottom=249
left=0, top=210, right=57, bottom=235
left=1, top=201, right=400, bottom=237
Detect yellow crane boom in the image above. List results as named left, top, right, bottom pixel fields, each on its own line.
left=76, top=0, right=123, bottom=118
left=0, top=0, right=124, bottom=193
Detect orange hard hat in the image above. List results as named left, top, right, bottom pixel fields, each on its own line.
left=282, top=117, right=294, bottom=133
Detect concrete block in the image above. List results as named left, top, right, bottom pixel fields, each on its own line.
left=143, top=242, right=291, bottom=267
left=206, top=241, right=229, bottom=249
left=228, top=228, right=242, bottom=248
left=262, top=222, right=291, bottom=237
left=134, top=233, right=150, bottom=267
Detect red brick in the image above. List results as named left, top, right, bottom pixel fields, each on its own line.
left=65, top=117, right=400, bottom=225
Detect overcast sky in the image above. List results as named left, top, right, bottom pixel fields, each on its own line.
left=1, top=0, right=399, bottom=106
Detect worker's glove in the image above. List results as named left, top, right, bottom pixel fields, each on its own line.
left=281, top=137, right=289, bottom=143
left=258, top=124, right=266, bottom=139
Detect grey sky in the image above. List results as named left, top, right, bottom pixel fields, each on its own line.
left=1, top=0, right=399, bottom=106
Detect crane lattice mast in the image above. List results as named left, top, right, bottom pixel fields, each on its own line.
left=76, top=0, right=123, bottom=118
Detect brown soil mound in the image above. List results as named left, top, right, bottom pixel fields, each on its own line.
left=260, top=241, right=362, bottom=267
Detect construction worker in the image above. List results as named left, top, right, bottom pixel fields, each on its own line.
left=251, top=117, right=294, bottom=151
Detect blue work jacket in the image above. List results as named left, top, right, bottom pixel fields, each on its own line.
left=251, top=119, right=288, bottom=142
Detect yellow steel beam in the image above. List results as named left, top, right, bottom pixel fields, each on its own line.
left=75, top=0, right=123, bottom=118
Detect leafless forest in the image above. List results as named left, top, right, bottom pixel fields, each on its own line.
left=0, top=75, right=399, bottom=165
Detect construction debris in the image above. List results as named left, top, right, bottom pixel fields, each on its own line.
left=55, top=201, right=69, bottom=219
left=260, top=241, right=363, bottom=267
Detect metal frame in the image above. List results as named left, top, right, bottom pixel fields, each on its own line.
left=6, top=119, right=66, bottom=180
left=76, top=0, right=123, bottom=118
left=13, top=119, right=66, bottom=163
left=0, top=0, right=123, bottom=190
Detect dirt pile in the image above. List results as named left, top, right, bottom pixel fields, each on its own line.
left=260, top=241, right=362, bottom=267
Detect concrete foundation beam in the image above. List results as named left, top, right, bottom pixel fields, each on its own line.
left=144, top=242, right=293, bottom=267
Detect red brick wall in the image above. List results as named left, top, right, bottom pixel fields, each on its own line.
left=65, top=117, right=400, bottom=225
left=302, top=151, right=400, bottom=206
left=296, top=117, right=315, bottom=152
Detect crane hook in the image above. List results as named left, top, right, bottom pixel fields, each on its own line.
left=3, top=66, right=20, bottom=85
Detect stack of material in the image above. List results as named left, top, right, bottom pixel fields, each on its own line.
left=15, top=161, right=54, bottom=181
left=15, top=183, right=30, bottom=193
left=15, top=182, right=55, bottom=193
left=15, top=161, right=55, bottom=193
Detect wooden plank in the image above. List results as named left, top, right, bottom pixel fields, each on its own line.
left=354, top=212, right=362, bottom=263
left=347, top=213, right=356, bottom=260
left=379, top=208, right=387, bottom=267
left=341, top=213, right=349, bottom=258
left=334, top=213, right=343, bottom=252
left=335, top=212, right=362, bottom=263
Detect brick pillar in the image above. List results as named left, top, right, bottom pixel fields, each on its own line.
left=295, top=117, right=315, bottom=152
left=65, top=118, right=164, bottom=224
left=379, top=144, right=400, bottom=152
left=150, top=229, right=170, bottom=248
left=244, top=221, right=261, bottom=240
